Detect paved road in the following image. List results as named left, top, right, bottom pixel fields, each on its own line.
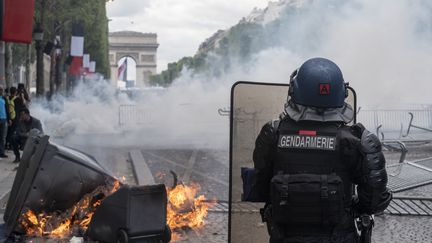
left=141, top=149, right=229, bottom=201
left=2, top=139, right=432, bottom=242
left=0, top=150, right=23, bottom=242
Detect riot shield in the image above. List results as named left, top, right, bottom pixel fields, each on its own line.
left=229, top=81, right=356, bottom=242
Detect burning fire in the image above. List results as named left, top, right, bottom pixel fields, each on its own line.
left=166, top=183, right=214, bottom=241
left=19, top=174, right=214, bottom=241
left=19, top=180, right=120, bottom=238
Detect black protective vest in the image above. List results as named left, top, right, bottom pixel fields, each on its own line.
left=273, top=118, right=353, bottom=205
left=267, top=117, right=357, bottom=238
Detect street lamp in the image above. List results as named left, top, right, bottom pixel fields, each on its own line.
left=33, top=26, right=44, bottom=97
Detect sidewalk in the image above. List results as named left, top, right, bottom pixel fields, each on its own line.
left=0, top=149, right=18, bottom=215
left=0, top=150, right=20, bottom=241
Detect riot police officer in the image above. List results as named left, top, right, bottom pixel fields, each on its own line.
left=251, top=57, right=392, bottom=243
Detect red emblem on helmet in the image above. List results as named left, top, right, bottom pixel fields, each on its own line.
left=319, top=83, right=330, bottom=95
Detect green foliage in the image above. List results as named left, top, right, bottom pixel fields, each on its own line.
left=13, top=0, right=110, bottom=78
left=151, top=21, right=267, bottom=86
left=150, top=55, right=207, bottom=86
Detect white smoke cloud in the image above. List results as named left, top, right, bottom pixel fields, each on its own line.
left=31, top=0, right=432, bottom=150
left=317, top=0, right=432, bottom=105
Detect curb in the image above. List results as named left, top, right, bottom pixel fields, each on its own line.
left=129, top=149, right=155, bottom=185
left=0, top=190, right=10, bottom=214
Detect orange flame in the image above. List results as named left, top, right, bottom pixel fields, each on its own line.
left=19, top=180, right=120, bottom=239
left=19, top=175, right=214, bottom=241
left=166, top=183, right=214, bottom=241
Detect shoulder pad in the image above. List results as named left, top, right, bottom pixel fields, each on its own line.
left=350, top=123, right=366, bottom=138
left=360, top=129, right=382, bottom=154
left=259, top=121, right=278, bottom=143
left=271, top=119, right=280, bottom=130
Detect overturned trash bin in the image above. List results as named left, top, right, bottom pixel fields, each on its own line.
left=4, top=134, right=116, bottom=236
left=4, top=134, right=171, bottom=242
left=87, top=184, right=171, bottom=243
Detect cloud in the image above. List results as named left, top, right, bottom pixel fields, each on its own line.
left=107, top=0, right=271, bottom=71
left=106, top=0, right=155, bottom=18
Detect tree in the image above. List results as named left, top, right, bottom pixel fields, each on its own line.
left=12, top=0, right=110, bottom=94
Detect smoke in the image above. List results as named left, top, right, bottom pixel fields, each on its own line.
left=31, top=0, right=432, bottom=150
left=31, top=75, right=230, bottom=150
left=257, top=0, right=432, bottom=105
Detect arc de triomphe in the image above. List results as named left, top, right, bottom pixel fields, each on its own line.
left=109, top=31, right=159, bottom=87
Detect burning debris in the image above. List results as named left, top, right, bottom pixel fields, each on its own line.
left=19, top=181, right=120, bottom=239
left=17, top=180, right=212, bottom=242
left=167, top=183, right=209, bottom=229
left=164, top=171, right=215, bottom=241
left=6, top=135, right=214, bottom=242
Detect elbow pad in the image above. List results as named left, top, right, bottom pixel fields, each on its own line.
left=358, top=129, right=392, bottom=213
left=360, top=130, right=387, bottom=189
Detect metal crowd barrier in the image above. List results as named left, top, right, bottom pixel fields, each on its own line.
left=358, top=108, right=432, bottom=134
left=118, top=105, right=150, bottom=127
left=385, top=196, right=432, bottom=216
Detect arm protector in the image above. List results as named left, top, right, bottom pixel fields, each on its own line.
left=357, top=127, right=392, bottom=214
left=250, top=120, right=278, bottom=202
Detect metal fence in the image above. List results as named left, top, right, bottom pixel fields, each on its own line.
left=385, top=196, right=432, bottom=216
left=119, top=104, right=432, bottom=134
left=118, top=105, right=151, bottom=127
left=358, top=108, right=432, bottom=134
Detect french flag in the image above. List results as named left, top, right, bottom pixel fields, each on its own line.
left=89, top=61, right=96, bottom=73
left=118, top=59, right=127, bottom=81
left=69, top=56, right=83, bottom=76
left=70, top=23, right=84, bottom=57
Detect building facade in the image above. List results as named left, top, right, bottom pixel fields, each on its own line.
left=109, top=31, right=158, bottom=87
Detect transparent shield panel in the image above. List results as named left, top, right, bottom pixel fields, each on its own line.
left=347, top=87, right=357, bottom=124
left=229, top=82, right=356, bottom=242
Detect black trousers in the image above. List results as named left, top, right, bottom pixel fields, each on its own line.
left=11, top=134, right=27, bottom=159
left=6, top=119, right=17, bottom=147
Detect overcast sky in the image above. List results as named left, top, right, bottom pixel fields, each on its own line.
left=106, top=0, right=270, bottom=72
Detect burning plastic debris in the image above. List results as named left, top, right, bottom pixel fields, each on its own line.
left=18, top=170, right=213, bottom=241
left=166, top=182, right=214, bottom=241
left=19, top=180, right=120, bottom=239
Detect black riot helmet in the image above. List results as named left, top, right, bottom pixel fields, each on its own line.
left=289, top=57, right=348, bottom=108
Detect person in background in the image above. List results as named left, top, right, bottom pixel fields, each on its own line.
left=6, top=87, right=18, bottom=150
left=11, top=108, right=43, bottom=163
left=17, top=83, right=31, bottom=107
left=14, top=84, right=27, bottom=121
left=0, top=85, right=11, bottom=158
